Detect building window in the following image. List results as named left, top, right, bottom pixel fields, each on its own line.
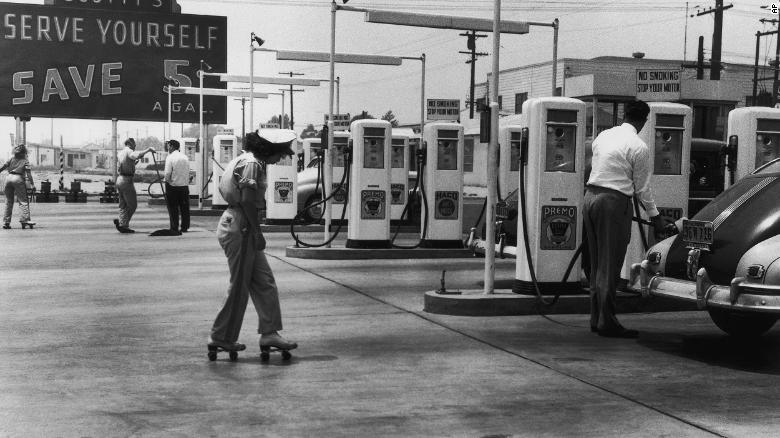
left=555, top=87, right=562, bottom=97
left=41, top=154, right=47, bottom=162
left=464, top=137, right=474, bottom=173
left=514, top=92, right=528, bottom=114
left=498, top=95, right=503, bottom=110
left=80, top=153, right=85, bottom=159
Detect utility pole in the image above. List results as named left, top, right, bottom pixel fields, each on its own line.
left=279, top=71, right=304, bottom=129
left=277, top=88, right=304, bottom=128
left=694, top=0, right=733, bottom=80
left=459, top=30, right=488, bottom=119
left=755, top=5, right=780, bottom=105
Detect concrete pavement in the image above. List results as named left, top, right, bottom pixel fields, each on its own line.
left=1, top=202, right=779, bottom=437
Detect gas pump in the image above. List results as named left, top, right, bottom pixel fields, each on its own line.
left=514, top=97, right=586, bottom=295
left=420, top=122, right=465, bottom=248
left=346, top=120, right=392, bottom=249
left=621, top=102, right=692, bottom=281
left=180, top=137, right=199, bottom=195
left=211, top=134, right=238, bottom=208
left=330, top=132, right=350, bottom=222
left=262, top=128, right=299, bottom=224
left=390, top=133, right=409, bottom=222
left=725, top=107, right=780, bottom=189
left=498, top=124, right=525, bottom=198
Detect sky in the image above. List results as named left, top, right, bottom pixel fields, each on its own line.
left=1, top=0, right=777, bottom=150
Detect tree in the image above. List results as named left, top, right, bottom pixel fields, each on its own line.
left=381, top=110, right=399, bottom=127
left=350, top=110, right=374, bottom=124
left=300, top=124, right=318, bottom=139
left=268, top=114, right=290, bottom=128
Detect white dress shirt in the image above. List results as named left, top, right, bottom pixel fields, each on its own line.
left=587, top=123, right=658, bottom=217
left=164, top=149, right=190, bottom=187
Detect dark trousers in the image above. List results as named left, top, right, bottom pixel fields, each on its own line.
left=583, top=185, right=632, bottom=331
left=165, top=183, right=190, bottom=231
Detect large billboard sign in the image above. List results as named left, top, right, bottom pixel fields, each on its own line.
left=0, top=1, right=227, bottom=123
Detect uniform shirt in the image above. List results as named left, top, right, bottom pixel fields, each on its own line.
left=164, top=149, right=190, bottom=187
left=587, top=123, right=659, bottom=217
left=117, top=146, right=141, bottom=176
left=219, top=152, right=266, bottom=207
left=1, top=157, right=29, bottom=174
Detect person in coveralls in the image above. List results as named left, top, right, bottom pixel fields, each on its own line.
left=1, top=144, right=35, bottom=229
left=114, top=138, right=155, bottom=233
left=208, top=131, right=298, bottom=354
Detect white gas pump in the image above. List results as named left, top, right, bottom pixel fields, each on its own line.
left=622, top=102, right=692, bottom=280
left=346, top=120, right=392, bottom=248
left=179, top=137, right=199, bottom=195
left=390, top=133, right=409, bottom=222
left=725, top=107, right=780, bottom=188
left=498, top=124, right=525, bottom=199
left=262, top=128, right=299, bottom=224
left=514, top=97, right=586, bottom=295
left=330, top=131, right=350, bottom=222
left=211, top=134, right=238, bottom=208
left=420, top=122, right=465, bottom=248
left=301, top=138, right=322, bottom=169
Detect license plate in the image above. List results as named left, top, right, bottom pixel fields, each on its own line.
left=682, top=219, right=714, bottom=251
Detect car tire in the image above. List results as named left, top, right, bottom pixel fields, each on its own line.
left=302, top=194, right=323, bottom=223
left=707, top=308, right=778, bottom=337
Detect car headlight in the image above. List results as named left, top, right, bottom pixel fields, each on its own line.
left=747, top=264, right=766, bottom=280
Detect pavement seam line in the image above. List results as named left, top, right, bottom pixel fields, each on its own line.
left=270, top=253, right=727, bottom=438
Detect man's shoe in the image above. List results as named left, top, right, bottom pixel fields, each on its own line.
left=590, top=326, right=598, bottom=333
left=113, top=219, right=121, bottom=231
left=118, top=226, right=135, bottom=234
left=180, top=228, right=188, bottom=233
left=208, top=339, right=247, bottom=351
left=260, top=332, right=298, bottom=350
left=597, top=328, right=639, bottom=338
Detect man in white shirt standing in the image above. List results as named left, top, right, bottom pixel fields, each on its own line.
left=164, top=139, right=191, bottom=234
left=584, top=100, right=667, bottom=338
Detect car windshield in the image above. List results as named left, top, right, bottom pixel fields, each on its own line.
left=754, top=158, right=780, bottom=175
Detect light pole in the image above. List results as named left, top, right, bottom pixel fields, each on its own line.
left=249, top=32, right=265, bottom=133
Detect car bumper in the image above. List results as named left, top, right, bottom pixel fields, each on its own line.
left=629, top=262, right=780, bottom=314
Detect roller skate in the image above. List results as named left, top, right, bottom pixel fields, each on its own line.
left=207, top=339, right=246, bottom=362
left=259, top=332, right=298, bottom=361
left=2, top=223, right=10, bottom=229
left=20, top=222, right=35, bottom=229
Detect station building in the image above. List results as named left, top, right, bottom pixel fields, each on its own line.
left=463, top=55, right=769, bottom=190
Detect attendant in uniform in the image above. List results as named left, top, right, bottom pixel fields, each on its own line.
left=163, top=139, right=190, bottom=234
left=0, top=145, right=34, bottom=229
left=584, top=100, right=668, bottom=338
left=114, top=138, right=155, bottom=233
left=208, top=131, right=298, bottom=354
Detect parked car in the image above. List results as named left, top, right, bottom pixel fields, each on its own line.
left=630, top=157, right=780, bottom=337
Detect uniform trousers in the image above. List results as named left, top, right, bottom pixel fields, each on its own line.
left=583, top=185, right=632, bottom=331
left=3, top=174, right=30, bottom=224
left=116, top=175, right=137, bottom=228
left=210, top=207, right=283, bottom=343
left=165, top=183, right=190, bottom=231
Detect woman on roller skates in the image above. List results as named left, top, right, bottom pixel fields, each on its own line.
left=0, top=145, right=35, bottom=229
left=208, top=130, right=298, bottom=361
